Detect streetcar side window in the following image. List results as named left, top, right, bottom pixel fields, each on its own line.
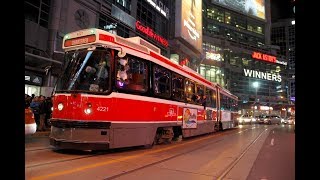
left=211, top=89, right=217, bottom=108
left=116, top=54, right=148, bottom=93
left=221, top=94, right=228, bottom=110
left=205, top=88, right=213, bottom=107
left=185, top=79, right=196, bottom=104
left=153, top=65, right=171, bottom=98
left=195, top=84, right=205, bottom=105
left=230, top=98, right=238, bottom=111
left=172, top=73, right=185, bottom=102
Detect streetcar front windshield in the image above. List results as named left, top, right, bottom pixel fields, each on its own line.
left=56, top=48, right=111, bottom=93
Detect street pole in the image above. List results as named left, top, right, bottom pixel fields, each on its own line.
left=254, top=88, right=257, bottom=117
left=269, top=85, right=271, bottom=115
left=252, top=81, right=259, bottom=118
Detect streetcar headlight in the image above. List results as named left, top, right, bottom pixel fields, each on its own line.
left=84, top=108, right=92, bottom=114
left=57, top=103, right=64, bottom=111
left=84, top=103, right=92, bottom=114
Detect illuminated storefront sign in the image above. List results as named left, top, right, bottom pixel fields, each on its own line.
left=252, top=52, right=287, bottom=65
left=243, top=68, right=282, bottom=82
left=175, top=0, right=202, bottom=52
left=135, top=21, right=168, bottom=47
left=206, top=52, right=221, bottom=61
left=146, top=0, right=169, bottom=19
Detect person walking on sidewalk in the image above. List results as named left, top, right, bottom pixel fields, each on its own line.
left=30, top=96, right=40, bottom=130
left=38, top=95, right=47, bottom=131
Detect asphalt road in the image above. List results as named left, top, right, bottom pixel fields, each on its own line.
left=246, top=125, right=295, bottom=180
left=25, top=124, right=295, bottom=180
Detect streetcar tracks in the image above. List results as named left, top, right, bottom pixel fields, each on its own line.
left=105, top=127, right=260, bottom=179
left=26, top=152, right=106, bottom=169
left=28, top=126, right=263, bottom=180
left=105, top=139, right=224, bottom=179
left=217, top=128, right=269, bottom=180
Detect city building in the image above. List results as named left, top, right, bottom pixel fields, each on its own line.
left=271, top=18, right=295, bottom=106
left=182, top=0, right=290, bottom=116
left=25, top=0, right=292, bottom=116
left=25, top=0, right=171, bottom=97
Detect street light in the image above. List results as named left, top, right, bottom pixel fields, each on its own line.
left=252, top=82, right=259, bottom=117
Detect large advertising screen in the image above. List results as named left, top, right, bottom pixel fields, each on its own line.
left=175, top=0, right=202, bottom=52
left=212, top=0, right=265, bottom=20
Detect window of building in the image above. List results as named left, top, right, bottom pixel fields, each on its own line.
left=207, top=24, right=220, bottom=35
left=98, top=13, right=129, bottom=38
left=137, top=0, right=168, bottom=38
left=199, top=64, right=225, bottom=88
left=247, top=20, right=264, bottom=35
left=115, top=0, right=131, bottom=13
left=25, top=0, right=51, bottom=28
left=225, top=12, right=231, bottom=24
left=207, top=7, right=224, bottom=23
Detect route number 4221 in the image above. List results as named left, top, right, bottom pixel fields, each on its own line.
left=97, top=107, right=107, bottom=112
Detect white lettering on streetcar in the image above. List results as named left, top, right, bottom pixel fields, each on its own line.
left=97, top=107, right=107, bottom=112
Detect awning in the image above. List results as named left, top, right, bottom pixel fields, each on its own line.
left=25, top=52, right=62, bottom=65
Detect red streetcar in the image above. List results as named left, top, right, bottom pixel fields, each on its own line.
left=49, top=28, right=238, bottom=150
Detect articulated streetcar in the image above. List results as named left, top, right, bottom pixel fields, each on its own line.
left=49, top=28, right=238, bottom=150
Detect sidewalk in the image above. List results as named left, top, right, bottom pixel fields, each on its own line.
left=31, top=129, right=51, bottom=137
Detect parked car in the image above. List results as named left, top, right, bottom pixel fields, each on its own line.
left=25, top=107, right=37, bottom=135
left=238, top=114, right=255, bottom=124
left=263, top=115, right=282, bottom=125
left=256, top=114, right=267, bottom=124
left=283, top=116, right=295, bottom=125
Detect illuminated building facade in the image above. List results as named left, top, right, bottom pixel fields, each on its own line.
left=25, top=0, right=291, bottom=113
left=196, top=0, right=290, bottom=112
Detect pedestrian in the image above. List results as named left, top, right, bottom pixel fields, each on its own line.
left=45, top=97, right=53, bottom=128
left=38, top=95, right=47, bottom=131
left=30, top=96, right=40, bottom=130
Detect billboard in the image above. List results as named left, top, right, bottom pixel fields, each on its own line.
left=175, top=0, right=202, bottom=52
left=211, top=0, right=265, bottom=20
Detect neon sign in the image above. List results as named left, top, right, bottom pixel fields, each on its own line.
left=243, top=68, right=282, bottom=82
left=135, top=21, right=168, bottom=47
left=252, top=52, right=287, bottom=65
left=252, top=52, right=276, bottom=63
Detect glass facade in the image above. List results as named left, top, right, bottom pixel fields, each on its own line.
left=200, top=0, right=288, bottom=110
left=203, top=3, right=265, bottom=46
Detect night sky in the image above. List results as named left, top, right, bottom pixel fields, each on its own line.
left=271, top=0, right=295, bottom=21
